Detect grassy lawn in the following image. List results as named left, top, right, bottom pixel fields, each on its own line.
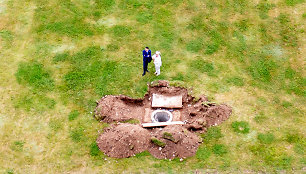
left=0, top=0, right=305, bottom=173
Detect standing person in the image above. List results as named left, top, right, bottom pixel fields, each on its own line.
left=142, top=47, right=151, bottom=76
left=152, top=51, right=162, bottom=76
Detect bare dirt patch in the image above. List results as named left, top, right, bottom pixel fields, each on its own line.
left=0, top=16, right=9, bottom=30
left=95, top=80, right=232, bottom=159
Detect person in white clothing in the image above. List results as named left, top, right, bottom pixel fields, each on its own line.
left=152, top=51, right=162, bottom=76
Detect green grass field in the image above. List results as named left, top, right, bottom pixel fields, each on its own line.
left=0, top=0, right=305, bottom=173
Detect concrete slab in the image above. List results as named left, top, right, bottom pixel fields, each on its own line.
left=142, top=121, right=184, bottom=128
left=172, top=110, right=181, bottom=121
left=151, top=94, right=183, bottom=108
left=143, top=108, right=151, bottom=123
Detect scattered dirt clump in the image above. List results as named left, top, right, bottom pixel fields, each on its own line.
left=95, top=80, right=232, bottom=159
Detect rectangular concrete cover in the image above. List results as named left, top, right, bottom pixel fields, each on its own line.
left=151, top=94, right=183, bottom=108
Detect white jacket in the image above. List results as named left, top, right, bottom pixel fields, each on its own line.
left=152, top=54, right=162, bottom=66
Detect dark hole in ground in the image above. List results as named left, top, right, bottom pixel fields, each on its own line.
left=199, top=108, right=206, bottom=112
left=154, top=111, right=170, bottom=122
left=190, top=113, right=197, bottom=117
left=187, top=126, right=204, bottom=131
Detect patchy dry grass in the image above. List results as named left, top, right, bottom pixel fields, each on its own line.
left=0, top=0, right=305, bottom=173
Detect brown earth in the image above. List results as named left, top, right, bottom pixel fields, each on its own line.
left=95, top=95, right=144, bottom=123
left=95, top=80, right=232, bottom=159
left=96, top=123, right=150, bottom=158
left=148, top=125, right=201, bottom=159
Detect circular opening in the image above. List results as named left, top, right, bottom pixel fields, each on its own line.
left=151, top=110, right=173, bottom=123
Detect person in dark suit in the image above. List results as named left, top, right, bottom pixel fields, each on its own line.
left=142, top=47, right=151, bottom=76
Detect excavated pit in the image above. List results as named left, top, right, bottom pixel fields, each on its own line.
left=95, top=80, right=232, bottom=159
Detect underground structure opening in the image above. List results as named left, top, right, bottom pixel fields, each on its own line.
left=151, top=110, right=173, bottom=123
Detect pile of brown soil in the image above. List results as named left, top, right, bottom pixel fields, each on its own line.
left=148, top=125, right=200, bottom=159
left=95, top=80, right=232, bottom=159
left=183, top=103, right=232, bottom=132
left=95, top=95, right=144, bottom=123
left=96, top=124, right=150, bottom=158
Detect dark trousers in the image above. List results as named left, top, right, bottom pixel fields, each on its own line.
left=143, top=61, right=148, bottom=75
